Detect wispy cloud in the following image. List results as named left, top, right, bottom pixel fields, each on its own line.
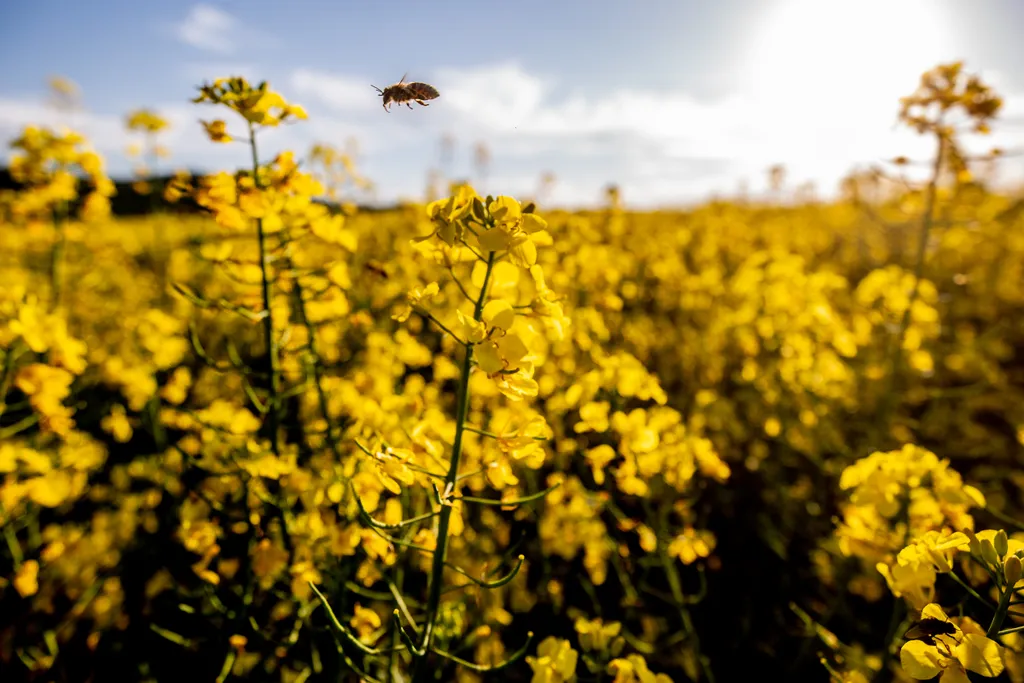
left=292, top=69, right=379, bottom=114
left=285, top=59, right=1024, bottom=205
left=3, top=57, right=1020, bottom=209
left=175, top=5, right=237, bottom=54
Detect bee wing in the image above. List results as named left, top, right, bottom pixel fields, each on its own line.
left=905, top=618, right=955, bottom=641
left=399, top=72, right=408, bottom=85
left=903, top=624, right=927, bottom=640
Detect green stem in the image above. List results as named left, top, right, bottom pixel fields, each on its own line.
left=50, top=199, right=67, bottom=311
left=423, top=312, right=464, bottom=344
left=999, top=624, right=1024, bottom=636
left=948, top=570, right=996, bottom=609
left=215, top=649, right=237, bottom=683
left=414, top=252, right=495, bottom=678
left=655, top=501, right=714, bottom=683
left=880, top=131, right=945, bottom=432
left=0, top=342, right=25, bottom=419
left=986, top=577, right=1016, bottom=638
left=0, top=502, right=23, bottom=567
left=986, top=506, right=1024, bottom=533
left=0, top=413, right=41, bottom=440
left=287, top=246, right=342, bottom=462
left=147, top=394, right=167, bottom=450
left=873, top=599, right=907, bottom=683
left=249, top=121, right=281, bottom=456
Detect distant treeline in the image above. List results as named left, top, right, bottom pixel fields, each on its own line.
left=0, top=168, right=393, bottom=216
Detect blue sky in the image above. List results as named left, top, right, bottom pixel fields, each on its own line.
left=1, top=0, right=1022, bottom=207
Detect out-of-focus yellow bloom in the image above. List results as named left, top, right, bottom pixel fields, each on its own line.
left=126, top=108, right=169, bottom=134
left=100, top=404, right=133, bottom=443
left=200, top=119, right=232, bottom=143
left=608, top=654, right=674, bottom=683
left=13, top=560, right=41, bottom=597
left=526, top=636, right=578, bottom=683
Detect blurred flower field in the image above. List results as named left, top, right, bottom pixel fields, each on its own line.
left=1, top=64, right=1024, bottom=683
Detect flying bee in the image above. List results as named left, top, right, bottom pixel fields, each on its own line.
left=904, top=617, right=958, bottom=646
left=371, top=74, right=440, bottom=112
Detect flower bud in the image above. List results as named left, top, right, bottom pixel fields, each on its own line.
left=472, top=196, right=486, bottom=222
left=995, top=530, right=1009, bottom=558
left=963, top=528, right=982, bottom=557
left=981, top=538, right=999, bottom=567
left=1005, top=555, right=1023, bottom=587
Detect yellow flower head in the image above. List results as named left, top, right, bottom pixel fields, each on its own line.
left=900, top=604, right=1004, bottom=681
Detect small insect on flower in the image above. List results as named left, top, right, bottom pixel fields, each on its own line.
left=904, top=617, right=958, bottom=646
left=371, top=74, right=440, bottom=112
left=364, top=260, right=390, bottom=280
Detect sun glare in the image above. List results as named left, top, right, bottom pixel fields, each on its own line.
left=740, top=0, right=949, bottom=115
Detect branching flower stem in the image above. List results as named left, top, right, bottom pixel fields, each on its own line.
left=881, top=127, right=945, bottom=434
left=248, top=120, right=281, bottom=456
left=413, top=251, right=496, bottom=680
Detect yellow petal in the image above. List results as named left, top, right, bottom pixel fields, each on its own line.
left=939, top=668, right=971, bottom=683
left=900, top=640, right=943, bottom=680
left=962, top=485, right=986, bottom=508
left=476, top=342, right=504, bottom=374
left=956, top=634, right=1004, bottom=678
left=522, top=213, right=547, bottom=233
left=496, top=372, right=538, bottom=401
left=921, top=603, right=950, bottom=621
left=457, top=311, right=487, bottom=343
left=935, top=532, right=970, bottom=551
left=507, top=236, right=537, bottom=268
left=488, top=196, right=521, bottom=222
left=477, top=227, right=509, bottom=252
left=483, top=300, right=516, bottom=331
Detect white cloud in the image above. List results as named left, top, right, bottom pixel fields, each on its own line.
left=284, top=57, right=1024, bottom=206
left=3, top=45, right=1021, bottom=209
left=293, top=69, right=379, bottom=114
left=175, top=5, right=237, bottom=54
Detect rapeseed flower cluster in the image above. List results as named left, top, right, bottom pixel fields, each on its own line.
left=0, top=62, right=1022, bottom=683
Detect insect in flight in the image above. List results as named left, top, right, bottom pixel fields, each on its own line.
left=904, top=617, right=958, bottom=646
left=371, top=74, right=440, bottom=112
